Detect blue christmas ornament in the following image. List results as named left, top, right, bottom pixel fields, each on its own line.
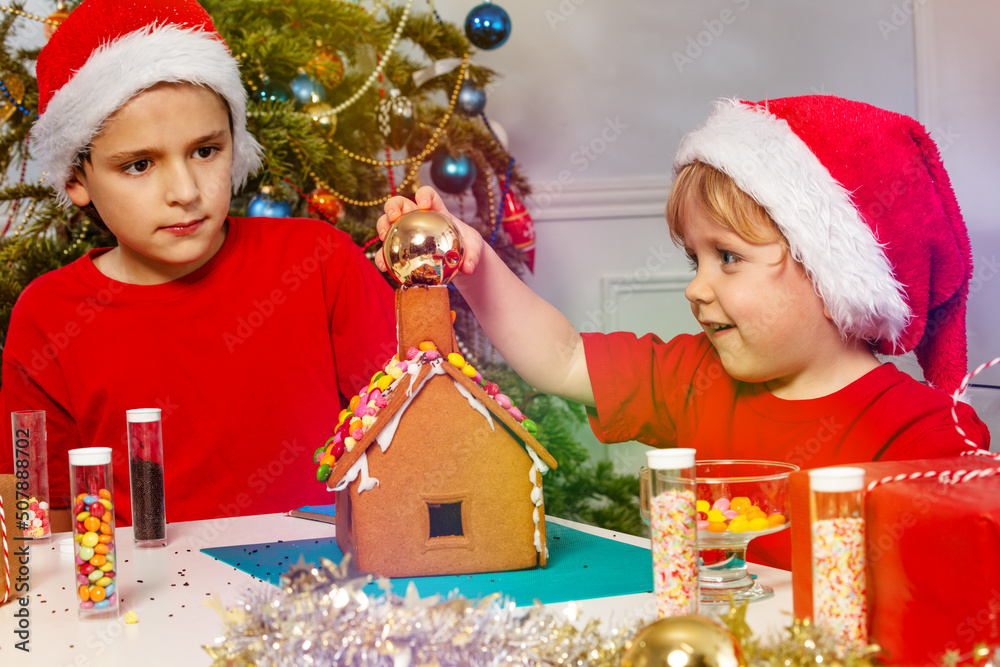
left=257, top=79, right=293, bottom=104
left=465, top=3, right=511, bottom=50
left=247, top=190, right=293, bottom=218
left=456, top=80, right=487, bottom=116
left=290, top=71, right=326, bottom=106
left=430, top=151, right=477, bottom=194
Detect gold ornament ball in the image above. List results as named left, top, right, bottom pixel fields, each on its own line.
left=620, top=616, right=746, bottom=667
left=0, top=73, right=25, bottom=126
left=382, top=210, right=465, bottom=286
left=302, top=101, right=337, bottom=138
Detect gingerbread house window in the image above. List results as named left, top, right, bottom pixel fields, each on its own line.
left=428, top=501, right=464, bottom=538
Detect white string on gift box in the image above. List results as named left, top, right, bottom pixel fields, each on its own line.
left=864, top=357, right=1000, bottom=493
left=1, top=496, right=9, bottom=604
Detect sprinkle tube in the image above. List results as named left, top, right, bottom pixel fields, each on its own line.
left=809, top=467, right=867, bottom=648
left=646, top=448, right=698, bottom=617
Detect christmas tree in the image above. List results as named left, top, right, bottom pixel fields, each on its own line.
left=0, top=0, right=644, bottom=536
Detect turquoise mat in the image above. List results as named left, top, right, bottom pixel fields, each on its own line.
left=201, top=507, right=653, bottom=604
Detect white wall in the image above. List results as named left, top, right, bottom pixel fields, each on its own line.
left=434, top=0, right=1000, bottom=468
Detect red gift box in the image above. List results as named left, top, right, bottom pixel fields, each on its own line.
left=791, top=456, right=1000, bottom=666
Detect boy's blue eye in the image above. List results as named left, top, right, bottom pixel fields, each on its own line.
left=719, top=249, right=738, bottom=264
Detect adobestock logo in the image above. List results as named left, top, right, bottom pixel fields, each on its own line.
left=526, top=116, right=630, bottom=211
left=672, top=0, right=753, bottom=74
left=221, top=234, right=339, bottom=352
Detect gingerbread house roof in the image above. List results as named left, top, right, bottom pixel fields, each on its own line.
left=324, top=285, right=556, bottom=494
left=327, top=351, right=557, bottom=493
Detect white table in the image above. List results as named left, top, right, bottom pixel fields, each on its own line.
left=0, top=513, right=792, bottom=665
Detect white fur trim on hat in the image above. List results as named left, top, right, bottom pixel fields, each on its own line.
left=33, top=25, right=262, bottom=207
left=673, top=98, right=912, bottom=349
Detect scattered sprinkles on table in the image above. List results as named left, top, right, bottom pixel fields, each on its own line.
left=813, top=517, right=867, bottom=648
left=313, top=340, right=538, bottom=483
left=649, top=489, right=698, bottom=617
left=72, top=488, right=117, bottom=612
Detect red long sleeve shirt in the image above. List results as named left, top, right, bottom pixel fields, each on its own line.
left=1, top=217, right=396, bottom=525
left=583, top=331, right=990, bottom=569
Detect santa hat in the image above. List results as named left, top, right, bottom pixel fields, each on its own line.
left=674, top=96, right=973, bottom=395
left=33, top=0, right=262, bottom=207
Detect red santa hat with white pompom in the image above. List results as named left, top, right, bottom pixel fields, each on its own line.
left=674, top=95, right=973, bottom=396
left=33, top=0, right=261, bottom=206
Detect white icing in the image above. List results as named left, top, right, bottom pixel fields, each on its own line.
left=530, top=485, right=542, bottom=505
left=332, top=453, right=379, bottom=493
left=532, top=507, right=541, bottom=552
left=525, top=446, right=551, bottom=477
left=375, top=362, right=446, bottom=456
left=452, top=380, right=495, bottom=431
left=523, top=446, right=551, bottom=554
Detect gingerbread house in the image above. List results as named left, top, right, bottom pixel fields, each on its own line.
left=325, top=285, right=557, bottom=577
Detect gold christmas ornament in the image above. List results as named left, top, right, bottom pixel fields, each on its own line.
left=0, top=72, right=25, bottom=125
left=620, top=615, right=746, bottom=667
left=382, top=210, right=464, bottom=286
left=302, top=101, right=337, bottom=138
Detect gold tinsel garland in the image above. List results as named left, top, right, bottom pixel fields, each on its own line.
left=203, top=555, right=903, bottom=666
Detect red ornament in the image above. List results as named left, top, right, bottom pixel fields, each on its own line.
left=45, top=3, right=70, bottom=41
left=308, top=46, right=345, bottom=90
left=501, top=189, right=536, bottom=273
left=308, top=188, right=345, bottom=222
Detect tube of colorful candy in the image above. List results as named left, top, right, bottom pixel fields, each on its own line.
left=10, top=410, right=51, bottom=542
left=127, top=408, right=167, bottom=548
left=646, top=448, right=699, bottom=617
left=809, top=467, right=867, bottom=648
left=69, top=447, right=119, bottom=620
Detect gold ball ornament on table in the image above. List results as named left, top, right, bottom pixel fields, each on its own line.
left=382, top=210, right=465, bottom=286
left=620, top=616, right=746, bottom=667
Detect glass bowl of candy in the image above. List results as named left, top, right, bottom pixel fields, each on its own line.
left=695, top=460, right=798, bottom=606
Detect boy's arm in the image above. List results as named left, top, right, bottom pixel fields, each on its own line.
left=377, top=187, right=595, bottom=407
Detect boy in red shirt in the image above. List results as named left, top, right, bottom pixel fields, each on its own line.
left=378, top=96, right=990, bottom=569
left=0, top=0, right=396, bottom=527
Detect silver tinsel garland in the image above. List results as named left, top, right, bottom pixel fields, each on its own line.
left=203, top=555, right=644, bottom=666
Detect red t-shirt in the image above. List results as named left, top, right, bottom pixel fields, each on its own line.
left=0, top=217, right=396, bottom=525
left=583, top=331, right=990, bottom=569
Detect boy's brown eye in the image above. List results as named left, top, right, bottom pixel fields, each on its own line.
left=125, top=159, right=150, bottom=174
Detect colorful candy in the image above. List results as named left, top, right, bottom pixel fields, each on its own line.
left=813, top=517, right=867, bottom=648
left=21, top=497, right=51, bottom=539
left=649, top=489, right=698, bottom=617
left=72, top=488, right=116, bottom=615
left=696, top=494, right=786, bottom=535
left=314, top=341, right=541, bottom=482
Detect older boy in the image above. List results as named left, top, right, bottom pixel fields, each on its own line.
left=0, top=0, right=395, bottom=526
